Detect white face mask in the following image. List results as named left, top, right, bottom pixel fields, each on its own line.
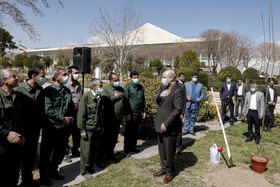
left=162, top=78, right=168, bottom=86
left=72, top=73, right=79, bottom=80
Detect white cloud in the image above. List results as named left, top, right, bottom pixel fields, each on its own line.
left=66, top=41, right=78, bottom=47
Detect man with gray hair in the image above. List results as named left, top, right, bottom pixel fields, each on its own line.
left=153, top=70, right=184, bottom=184
left=0, top=69, right=23, bottom=186
left=243, top=82, right=264, bottom=145
left=77, top=78, right=104, bottom=178
left=39, top=67, right=75, bottom=186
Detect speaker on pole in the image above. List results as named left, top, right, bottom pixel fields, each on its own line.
left=73, top=47, right=91, bottom=74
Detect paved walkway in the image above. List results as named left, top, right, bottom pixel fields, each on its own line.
left=42, top=121, right=232, bottom=187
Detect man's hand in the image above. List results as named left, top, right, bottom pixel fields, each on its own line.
left=196, top=98, right=201, bottom=102
left=115, top=91, right=123, bottom=99
left=233, top=100, right=236, bottom=104
left=268, top=102, right=272, bottom=105
left=273, top=102, right=276, bottom=106
left=142, top=112, right=146, bottom=119
left=7, top=131, right=21, bottom=144
left=160, top=89, right=171, bottom=98
left=187, top=96, right=192, bottom=101
left=81, top=132, right=87, bottom=139
left=259, top=116, right=263, bottom=119
left=125, top=114, right=131, bottom=122
left=180, top=115, right=184, bottom=120
left=62, top=117, right=72, bottom=127
left=161, top=123, right=166, bottom=132
left=121, top=116, right=126, bottom=123
left=20, top=136, right=25, bottom=146
left=243, top=113, right=246, bottom=117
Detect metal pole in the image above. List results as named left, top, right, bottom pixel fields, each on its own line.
left=82, top=71, right=85, bottom=94
left=211, top=87, right=233, bottom=167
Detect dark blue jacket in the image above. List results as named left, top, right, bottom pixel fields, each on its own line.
left=219, top=82, right=237, bottom=101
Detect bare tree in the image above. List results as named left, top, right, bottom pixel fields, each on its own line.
left=200, top=29, right=221, bottom=73
left=90, top=3, right=143, bottom=83
left=0, top=0, right=63, bottom=41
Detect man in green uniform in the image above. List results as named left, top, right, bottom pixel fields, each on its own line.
left=96, top=73, right=130, bottom=167
left=124, top=70, right=146, bottom=155
left=39, top=67, right=75, bottom=186
left=77, top=78, right=104, bottom=178
left=14, top=64, right=46, bottom=187
left=0, top=69, right=22, bottom=187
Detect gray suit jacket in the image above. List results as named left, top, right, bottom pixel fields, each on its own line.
left=243, top=91, right=264, bottom=117
left=237, top=83, right=249, bottom=98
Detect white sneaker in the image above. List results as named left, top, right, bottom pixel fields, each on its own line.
left=63, top=155, right=72, bottom=163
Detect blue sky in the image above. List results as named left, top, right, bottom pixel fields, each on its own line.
left=6, top=0, right=280, bottom=50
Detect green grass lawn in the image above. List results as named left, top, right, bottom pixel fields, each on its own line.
left=73, top=123, right=280, bottom=186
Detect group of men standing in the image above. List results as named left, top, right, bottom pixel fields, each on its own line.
left=0, top=66, right=147, bottom=186
left=219, top=75, right=277, bottom=144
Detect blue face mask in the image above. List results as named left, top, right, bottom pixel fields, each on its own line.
left=113, top=81, right=120, bottom=87
left=132, top=78, right=139, bottom=85
left=37, top=77, right=47, bottom=86
left=96, top=88, right=103, bottom=94
left=226, top=79, right=231, bottom=83
left=270, top=84, right=274, bottom=87
left=161, top=78, right=168, bottom=86
left=251, top=88, right=256, bottom=93
left=61, top=75, right=69, bottom=84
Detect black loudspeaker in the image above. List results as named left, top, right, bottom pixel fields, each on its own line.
left=73, top=47, right=91, bottom=74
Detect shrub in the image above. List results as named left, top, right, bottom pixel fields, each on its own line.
left=208, top=81, right=222, bottom=91
left=217, top=66, right=242, bottom=82
left=140, top=71, right=153, bottom=78
left=243, top=68, right=259, bottom=80
left=139, top=77, right=161, bottom=137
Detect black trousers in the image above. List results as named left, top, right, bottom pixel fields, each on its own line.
left=21, top=128, right=40, bottom=182
left=247, top=110, right=261, bottom=140
left=97, top=120, right=120, bottom=160
left=39, top=126, right=69, bottom=178
left=158, top=133, right=177, bottom=176
left=265, top=105, right=275, bottom=129
left=0, top=144, right=21, bottom=187
left=124, top=112, right=142, bottom=152
left=66, top=116, right=80, bottom=154
left=221, top=99, right=234, bottom=124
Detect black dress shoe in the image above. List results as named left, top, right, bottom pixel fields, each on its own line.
left=230, top=123, right=234, bottom=126
left=182, top=131, right=189, bottom=135
left=255, top=139, right=260, bottom=145
left=153, top=171, right=166, bottom=177
left=130, top=147, right=140, bottom=153
left=21, top=179, right=40, bottom=187
left=190, top=132, right=196, bottom=136
left=49, top=173, right=65, bottom=180
left=244, top=138, right=253, bottom=142
left=96, top=160, right=106, bottom=168
left=40, top=177, right=52, bottom=186
left=71, top=150, right=80, bottom=157
left=164, top=175, right=174, bottom=183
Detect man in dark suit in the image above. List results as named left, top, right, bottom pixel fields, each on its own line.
left=220, top=75, right=237, bottom=125
left=153, top=70, right=184, bottom=184
left=235, top=78, right=249, bottom=119
left=261, top=79, right=278, bottom=132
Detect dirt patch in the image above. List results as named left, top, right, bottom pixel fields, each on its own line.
left=273, top=173, right=280, bottom=183
left=197, top=120, right=219, bottom=126
left=212, top=167, right=273, bottom=187
left=251, top=156, right=268, bottom=162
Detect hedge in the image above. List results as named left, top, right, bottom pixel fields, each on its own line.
left=177, top=67, right=208, bottom=87
left=217, top=66, right=242, bottom=82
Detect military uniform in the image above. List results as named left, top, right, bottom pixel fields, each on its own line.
left=97, top=84, right=129, bottom=160
left=39, top=83, right=75, bottom=178
left=77, top=91, right=103, bottom=174
left=0, top=88, right=22, bottom=187
left=123, top=82, right=146, bottom=152
left=13, top=81, right=45, bottom=183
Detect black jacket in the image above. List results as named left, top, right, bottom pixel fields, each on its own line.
left=155, top=82, right=184, bottom=135
left=220, top=82, right=237, bottom=101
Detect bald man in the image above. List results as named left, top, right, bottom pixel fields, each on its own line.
left=153, top=70, right=185, bottom=184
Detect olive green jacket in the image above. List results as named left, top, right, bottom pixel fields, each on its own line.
left=101, top=84, right=129, bottom=121
left=44, top=83, right=75, bottom=129
left=0, top=88, right=22, bottom=151
left=13, top=81, right=45, bottom=133
left=124, top=82, right=146, bottom=113
left=77, top=91, right=103, bottom=133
